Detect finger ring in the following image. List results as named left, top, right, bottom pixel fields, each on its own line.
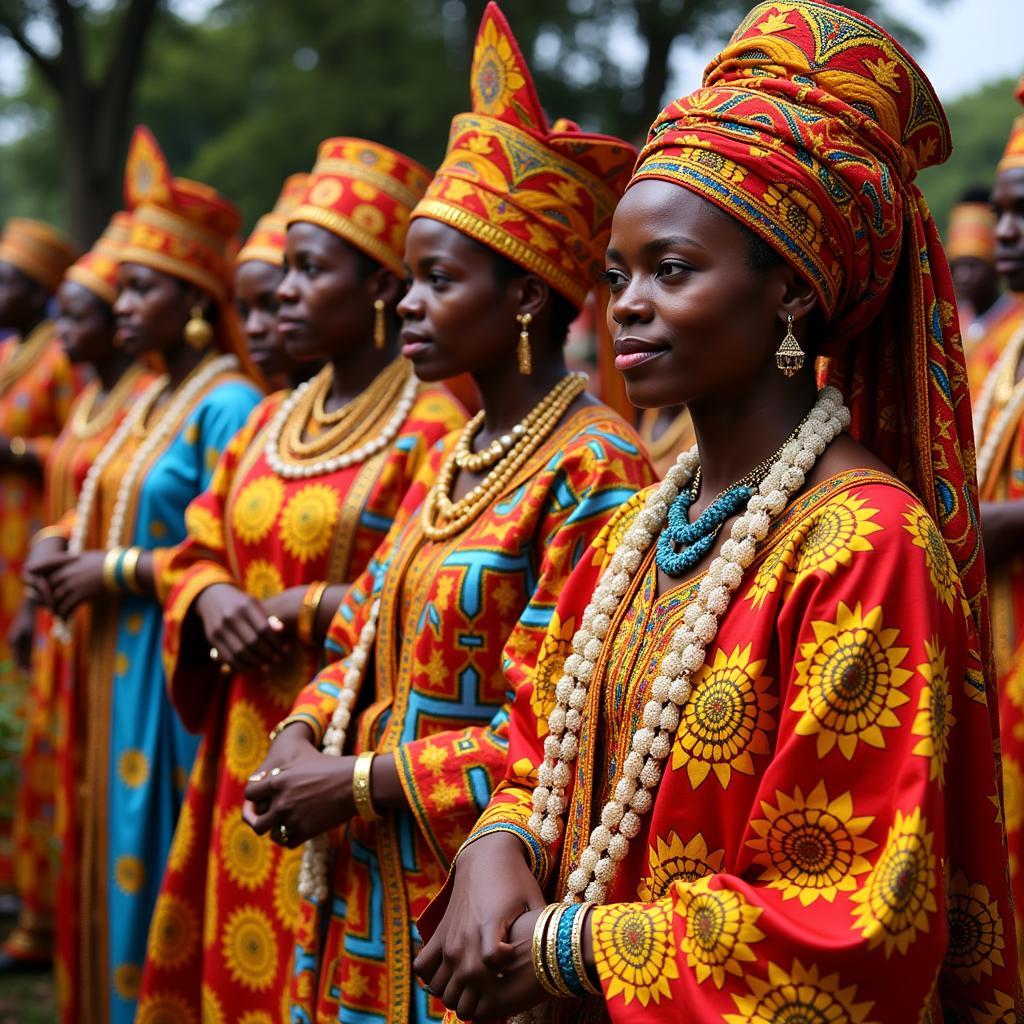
left=249, top=770, right=267, bottom=782
left=270, top=767, right=283, bottom=777
left=278, top=823, right=289, bottom=843
left=496, top=972, right=505, bottom=979
left=209, top=647, right=220, bottom=661
left=267, top=615, right=283, bottom=629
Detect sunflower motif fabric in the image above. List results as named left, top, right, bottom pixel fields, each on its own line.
left=279, top=406, right=653, bottom=1024
left=7, top=365, right=154, bottom=999
left=0, top=322, right=79, bottom=919
left=138, top=382, right=464, bottom=1023
left=58, top=366, right=261, bottom=1024
left=432, top=471, right=1018, bottom=1021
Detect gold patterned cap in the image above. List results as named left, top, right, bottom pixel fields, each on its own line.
left=65, top=211, right=133, bottom=305
left=237, top=174, right=310, bottom=268
left=0, top=218, right=79, bottom=293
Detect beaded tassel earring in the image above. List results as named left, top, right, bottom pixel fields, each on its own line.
left=516, top=312, right=532, bottom=375
left=775, top=313, right=805, bottom=377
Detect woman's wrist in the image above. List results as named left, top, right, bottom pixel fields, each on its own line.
left=368, top=752, right=406, bottom=812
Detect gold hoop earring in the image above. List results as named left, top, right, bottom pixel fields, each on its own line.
left=184, top=305, right=214, bottom=351
left=516, top=312, right=532, bottom=375
left=775, top=313, right=805, bottom=377
left=373, top=298, right=386, bottom=350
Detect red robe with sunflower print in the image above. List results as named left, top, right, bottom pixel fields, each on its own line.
left=3, top=366, right=153, bottom=969
left=136, top=381, right=465, bottom=1024
left=0, top=322, right=79, bottom=897
left=425, top=470, right=1019, bottom=1024
left=280, top=405, right=654, bottom=1024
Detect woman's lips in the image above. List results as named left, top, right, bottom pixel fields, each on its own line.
left=400, top=331, right=432, bottom=360
left=613, top=336, right=668, bottom=371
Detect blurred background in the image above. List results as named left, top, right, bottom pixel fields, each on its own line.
left=1, top=0, right=1023, bottom=249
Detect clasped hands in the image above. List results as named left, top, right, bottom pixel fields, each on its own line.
left=413, top=832, right=555, bottom=1022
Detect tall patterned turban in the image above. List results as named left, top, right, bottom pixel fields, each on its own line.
left=66, top=212, right=132, bottom=307
left=0, top=218, right=78, bottom=294
left=632, top=0, right=989, bottom=680
left=237, top=174, right=309, bottom=269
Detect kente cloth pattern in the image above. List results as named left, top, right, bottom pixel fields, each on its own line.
left=289, top=138, right=431, bottom=278
left=121, top=126, right=258, bottom=378
left=281, top=407, right=654, bottom=1024
left=59, top=366, right=260, bottom=1024
left=997, top=75, right=1024, bottom=174
left=964, top=295, right=1024, bottom=401
left=411, top=3, right=637, bottom=309
left=4, top=365, right=154, bottom=970
left=0, top=218, right=78, bottom=292
left=66, top=211, right=133, bottom=306
left=136, top=384, right=464, bottom=1022
left=430, top=474, right=1020, bottom=1022
left=630, top=1, right=991, bottom=707
left=0, top=322, right=79, bottom=900
left=976, top=347, right=1024, bottom=982
left=237, top=173, right=310, bottom=268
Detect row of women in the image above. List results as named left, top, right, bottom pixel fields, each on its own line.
left=0, top=1, right=1021, bottom=1021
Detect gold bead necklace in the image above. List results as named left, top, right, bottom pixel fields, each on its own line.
left=421, top=373, right=587, bottom=542
left=68, top=364, right=147, bottom=440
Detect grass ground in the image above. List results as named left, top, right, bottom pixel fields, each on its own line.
left=0, top=917, right=57, bottom=1024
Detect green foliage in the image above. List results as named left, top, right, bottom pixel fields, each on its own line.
left=920, top=76, right=1023, bottom=238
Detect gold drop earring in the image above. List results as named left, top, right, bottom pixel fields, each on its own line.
left=373, top=298, right=386, bottom=350
left=516, top=312, right=532, bottom=375
left=775, top=313, right=805, bottom=377
left=184, top=305, right=214, bottom=351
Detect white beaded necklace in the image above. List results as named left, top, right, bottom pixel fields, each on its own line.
left=530, top=387, right=849, bottom=905
left=973, top=323, right=1024, bottom=492
left=105, top=354, right=238, bottom=548
left=263, top=372, right=418, bottom=481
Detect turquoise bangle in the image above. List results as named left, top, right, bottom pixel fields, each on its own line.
left=113, top=548, right=130, bottom=590
left=556, top=901, right=587, bottom=997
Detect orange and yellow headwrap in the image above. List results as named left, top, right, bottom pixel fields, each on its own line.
left=0, top=218, right=78, bottom=293
left=412, top=2, right=637, bottom=310
left=998, top=76, right=1024, bottom=175
left=237, top=174, right=309, bottom=268
left=947, top=202, right=997, bottom=264
left=289, top=140, right=430, bottom=278
left=121, top=126, right=241, bottom=304
left=66, top=211, right=132, bottom=306
left=632, top=1, right=989, bottom=686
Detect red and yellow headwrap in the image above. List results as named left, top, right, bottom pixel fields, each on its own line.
left=0, top=218, right=78, bottom=293
left=947, top=202, right=997, bottom=264
left=121, top=126, right=241, bottom=305
left=411, top=2, right=637, bottom=310
left=288, top=139, right=430, bottom=278
left=65, top=211, right=132, bottom=306
left=998, top=76, right=1024, bottom=174
left=237, top=173, right=309, bottom=268
left=632, top=1, right=989, bottom=674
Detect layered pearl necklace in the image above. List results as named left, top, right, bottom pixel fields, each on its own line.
left=421, top=373, right=587, bottom=541
left=264, top=361, right=417, bottom=481
left=973, top=323, right=1024, bottom=492
left=105, top=354, right=238, bottom=548
left=529, top=387, right=849, bottom=905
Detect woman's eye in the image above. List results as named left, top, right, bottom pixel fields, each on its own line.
left=657, top=260, right=689, bottom=279
left=600, top=269, right=627, bottom=290
left=428, top=271, right=450, bottom=287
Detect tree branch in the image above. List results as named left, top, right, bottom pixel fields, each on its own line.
left=0, top=10, right=59, bottom=88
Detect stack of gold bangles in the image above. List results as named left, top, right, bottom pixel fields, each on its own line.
left=102, top=546, right=145, bottom=594
left=532, top=901, right=601, bottom=998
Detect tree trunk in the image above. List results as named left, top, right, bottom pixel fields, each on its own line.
left=634, top=2, right=676, bottom=139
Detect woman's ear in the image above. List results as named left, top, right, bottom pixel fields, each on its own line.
left=182, top=283, right=213, bottom=319
left=514, top=273, right=550, bottom=321
left=776, top=264, right=818, bottom=324
left=367, top=267, right=403, bottom=309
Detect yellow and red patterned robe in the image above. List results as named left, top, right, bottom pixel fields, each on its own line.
left=3, top=365, right=153, bottom=968
left=965, top=293, right=1024, bottom=402
left=424, top=471, right=1018, bottom=1022
left=137, top=382, right=465, bottom=1023
left=281, top=405, right=654, bottom=1024
left=0, top=322, right=78, bottom=897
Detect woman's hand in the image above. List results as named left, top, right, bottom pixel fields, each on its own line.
left=415, top=831, right=547, bottom=1022
left=469, top=906, right=550, bottom=1022
left=23, top=536, right=69, bottom=610
left=48, top=550, right=108, bottom=620
left=260, top=586, right=307, bottom=634
left=195, top=582, right=288, bottom=674
left=242, top=722, right=357, bottom=846
left=7, top=598, right=36, bottom=671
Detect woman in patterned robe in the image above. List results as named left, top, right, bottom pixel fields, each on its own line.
left=243, top=7, right=654, bottom=1022
left=418, top=4, right=1020, bottom=1022
left=138, top=148, right=465, bottom=1024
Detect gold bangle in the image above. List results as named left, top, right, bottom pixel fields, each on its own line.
left=8, top=436, right=26, bottom=458
left=121, top=546, right=143, bottom=594
left=352, top=750, right=381, bottom=821
left=571, top=902, right=601, bottom=996
left=102, top=547, right=125, bottom=592
left=531, top=904, right=564, bottom=998
left=297, top=581, right=328, bottom=647
left=545, top=903, right=574, bottom=997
